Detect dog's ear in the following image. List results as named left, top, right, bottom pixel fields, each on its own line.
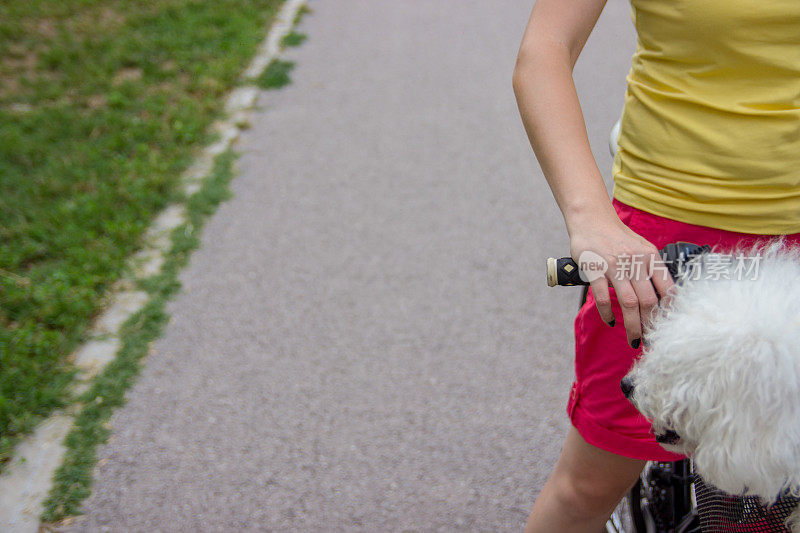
left=692, top=415, right=800, bottom=502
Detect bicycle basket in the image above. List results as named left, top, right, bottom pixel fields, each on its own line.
left=694, top=475, right=799, bottom=532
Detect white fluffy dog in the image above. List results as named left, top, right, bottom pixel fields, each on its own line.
left=622, top=239, right=800, bottom=531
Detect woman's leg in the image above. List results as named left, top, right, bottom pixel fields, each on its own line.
left=524, top=426, right=645, bottom=533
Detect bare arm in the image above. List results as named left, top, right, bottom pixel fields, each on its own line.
left=512, top=0, right=672, bottom=346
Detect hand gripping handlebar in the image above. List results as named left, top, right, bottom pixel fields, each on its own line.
left=546, top=242, right=711, bottom=287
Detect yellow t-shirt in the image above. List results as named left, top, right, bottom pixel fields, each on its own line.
left=612, top=0, right=800, bottom=234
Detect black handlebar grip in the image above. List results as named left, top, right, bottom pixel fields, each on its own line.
left=546, top=242, right=710, bottom=287
left=546, top=256, right=587, bottom=287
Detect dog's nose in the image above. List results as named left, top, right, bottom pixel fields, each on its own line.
left=620, top=377, right=634, bottom=399
left=655, top=430, right=681, bottom=445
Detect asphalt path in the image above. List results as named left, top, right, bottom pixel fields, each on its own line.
left=70, top=1, right=636, bottom=530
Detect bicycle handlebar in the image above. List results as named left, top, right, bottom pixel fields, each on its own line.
left=546, top=242, right=710, bottom=287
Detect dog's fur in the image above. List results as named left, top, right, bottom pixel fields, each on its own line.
left=623, top=239, right=800, bottom=530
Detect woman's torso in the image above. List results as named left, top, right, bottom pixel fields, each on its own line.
left=612, top=0, right=800, bottom=234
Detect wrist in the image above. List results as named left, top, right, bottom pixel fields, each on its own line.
left=562, top=197, right=618, bottom=236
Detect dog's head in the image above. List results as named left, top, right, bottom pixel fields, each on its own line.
left=622, top=240, right=800, bottom=501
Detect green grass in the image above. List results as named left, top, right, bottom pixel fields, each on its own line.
left=294, top=3, right=312, bottom=24
left=281, top=30, right=306, bottom=47
left=0, top=0, right=286, bottom=468
left=41, top=150, right=238, bottom=522
left=254, top=58, right=295, bottom=89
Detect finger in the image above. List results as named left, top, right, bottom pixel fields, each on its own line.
left=630, top=275, right=659, bottom=330
left=648, top=253, right=675, bottom=304
left=609, top=277, right=642, bottom=348
left=589, top=276, right=615, bottom=326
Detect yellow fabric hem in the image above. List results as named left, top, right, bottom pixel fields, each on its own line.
left=612, top=185, right=800, bottom=236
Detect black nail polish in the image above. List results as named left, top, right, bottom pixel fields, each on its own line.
left=630, top=338, right=641, bottom=349
left=607, top=319, right=616, bottom=328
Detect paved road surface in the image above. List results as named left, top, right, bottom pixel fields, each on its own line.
left=70, top=1, right=635, bottom=530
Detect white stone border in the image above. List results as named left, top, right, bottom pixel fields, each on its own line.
left=0, top=1, right=307, bottom=530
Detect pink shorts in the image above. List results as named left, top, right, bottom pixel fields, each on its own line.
left=567, top=198, right=800, bottom=461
